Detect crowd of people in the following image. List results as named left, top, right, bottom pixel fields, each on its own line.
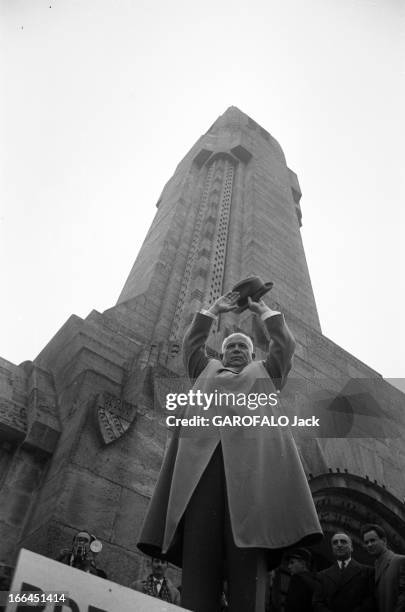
left=1, top=523, right=399, bottom=610
left=280, top=525, right=405, bottom=611
left=128, top=524, right=405, bottom=611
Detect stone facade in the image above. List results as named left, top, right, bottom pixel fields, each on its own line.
left=1, top=107, right=404, bottom=587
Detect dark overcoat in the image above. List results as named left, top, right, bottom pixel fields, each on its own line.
left=285, top=571, right=320, bottom=612
left=138, top=312, right=323, bottom=566
left=313, top=559, right=376, bottom=612
left=374, top=550, right=405, bottom=612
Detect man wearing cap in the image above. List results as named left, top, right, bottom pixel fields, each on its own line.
left=285, top=548, right=319, bottom=612
left=138, top=287, right=322, bottom=612
left=313, top=531, right=375, bottom=611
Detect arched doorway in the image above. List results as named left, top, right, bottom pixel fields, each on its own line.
left=309, top=471, right=405, bottom=566
left=268, top=472, right=405, bottom=611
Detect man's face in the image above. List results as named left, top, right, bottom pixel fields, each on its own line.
left=222, top=337, right=253, bottom=368
left=363, top=530, right=387, bottom=558
left=151, top=558, right=167, bottom=579
left=331, top=533, right=353, bottom=560
left=287, top=557, right=307, bottom=575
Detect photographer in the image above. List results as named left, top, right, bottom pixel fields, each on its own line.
left=57, top=530, right=107, bottom=578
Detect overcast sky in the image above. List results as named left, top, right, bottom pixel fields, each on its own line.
left=1, top=0, right=404, bottom=385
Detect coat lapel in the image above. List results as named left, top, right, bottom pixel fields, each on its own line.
left=325, top=560, right=362, bottom=592
left=324, top=564, right=343, bottom=597
left=339, top=559, right=362, bottom=587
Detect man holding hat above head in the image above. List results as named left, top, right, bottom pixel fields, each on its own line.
left=138, top=279, right=323, bottom=612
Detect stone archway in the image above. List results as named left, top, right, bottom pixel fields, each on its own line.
left=309, top=471, right=405, bottom=566
left=269, top=471, right=405, bottom=610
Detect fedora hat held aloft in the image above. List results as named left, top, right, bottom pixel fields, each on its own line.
left=231, top=276, right=273, bottom=313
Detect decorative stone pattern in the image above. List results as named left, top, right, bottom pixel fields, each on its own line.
left=187, top=155, right=235, bottom=317
left=170, top=163, right=215, bottom=339
left=94, top=392, right=137, bottom=444
left=207, top=160, right=234, bottom=301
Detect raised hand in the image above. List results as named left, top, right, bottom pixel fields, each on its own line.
left=247, top=297, right=269, bottom=316
left=208, top=291, right=240, bottom=316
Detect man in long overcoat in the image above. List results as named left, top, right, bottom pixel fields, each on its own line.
left=138, top=291, right=323, bottom=611
left=362, top=523, right=405, bottom=612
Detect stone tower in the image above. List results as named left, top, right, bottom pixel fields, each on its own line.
left=118, top=106, right=320, bottom=344
left=0, top=107, right=404, bottom=588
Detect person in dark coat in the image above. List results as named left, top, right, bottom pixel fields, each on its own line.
left=138, top=288, right=323, bottom=612
left=57, top=530, right=107, bottom=579
left=285, top=548, right=319, bottom=612
left=313, top=531, right=376, bottom=612
left=361, top=523, right=405, bottom=612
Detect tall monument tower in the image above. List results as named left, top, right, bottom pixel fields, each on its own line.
left=1, top=107, right=404, bottom=588
left=118, top=106, right=320, bottom=347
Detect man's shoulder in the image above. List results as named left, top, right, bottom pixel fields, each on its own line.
left=350, top=559, right=375, bottom=581
left=248, top=359, right=269, bottom=373
left=318, top=564, right=337, bottom=577
left=297, top=571, right=320, bottom=586
left=315, top=565, right=337, bottom=587
left=318, top=559, right=373, bottom=586
left=164, top=578, right=181, bottom=603
left=390, top=551, right=405, bottom=560
left=199, top=358, right=222, bottom=374
left=318, top=560, right=369, bottom=576
left=388, top=551, right=405, bottom=567
left=349, top=558, right=373, bottom=570
left=291, top=571, right=319, bottom=590
left=165, top=577, right=179, bottom=590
